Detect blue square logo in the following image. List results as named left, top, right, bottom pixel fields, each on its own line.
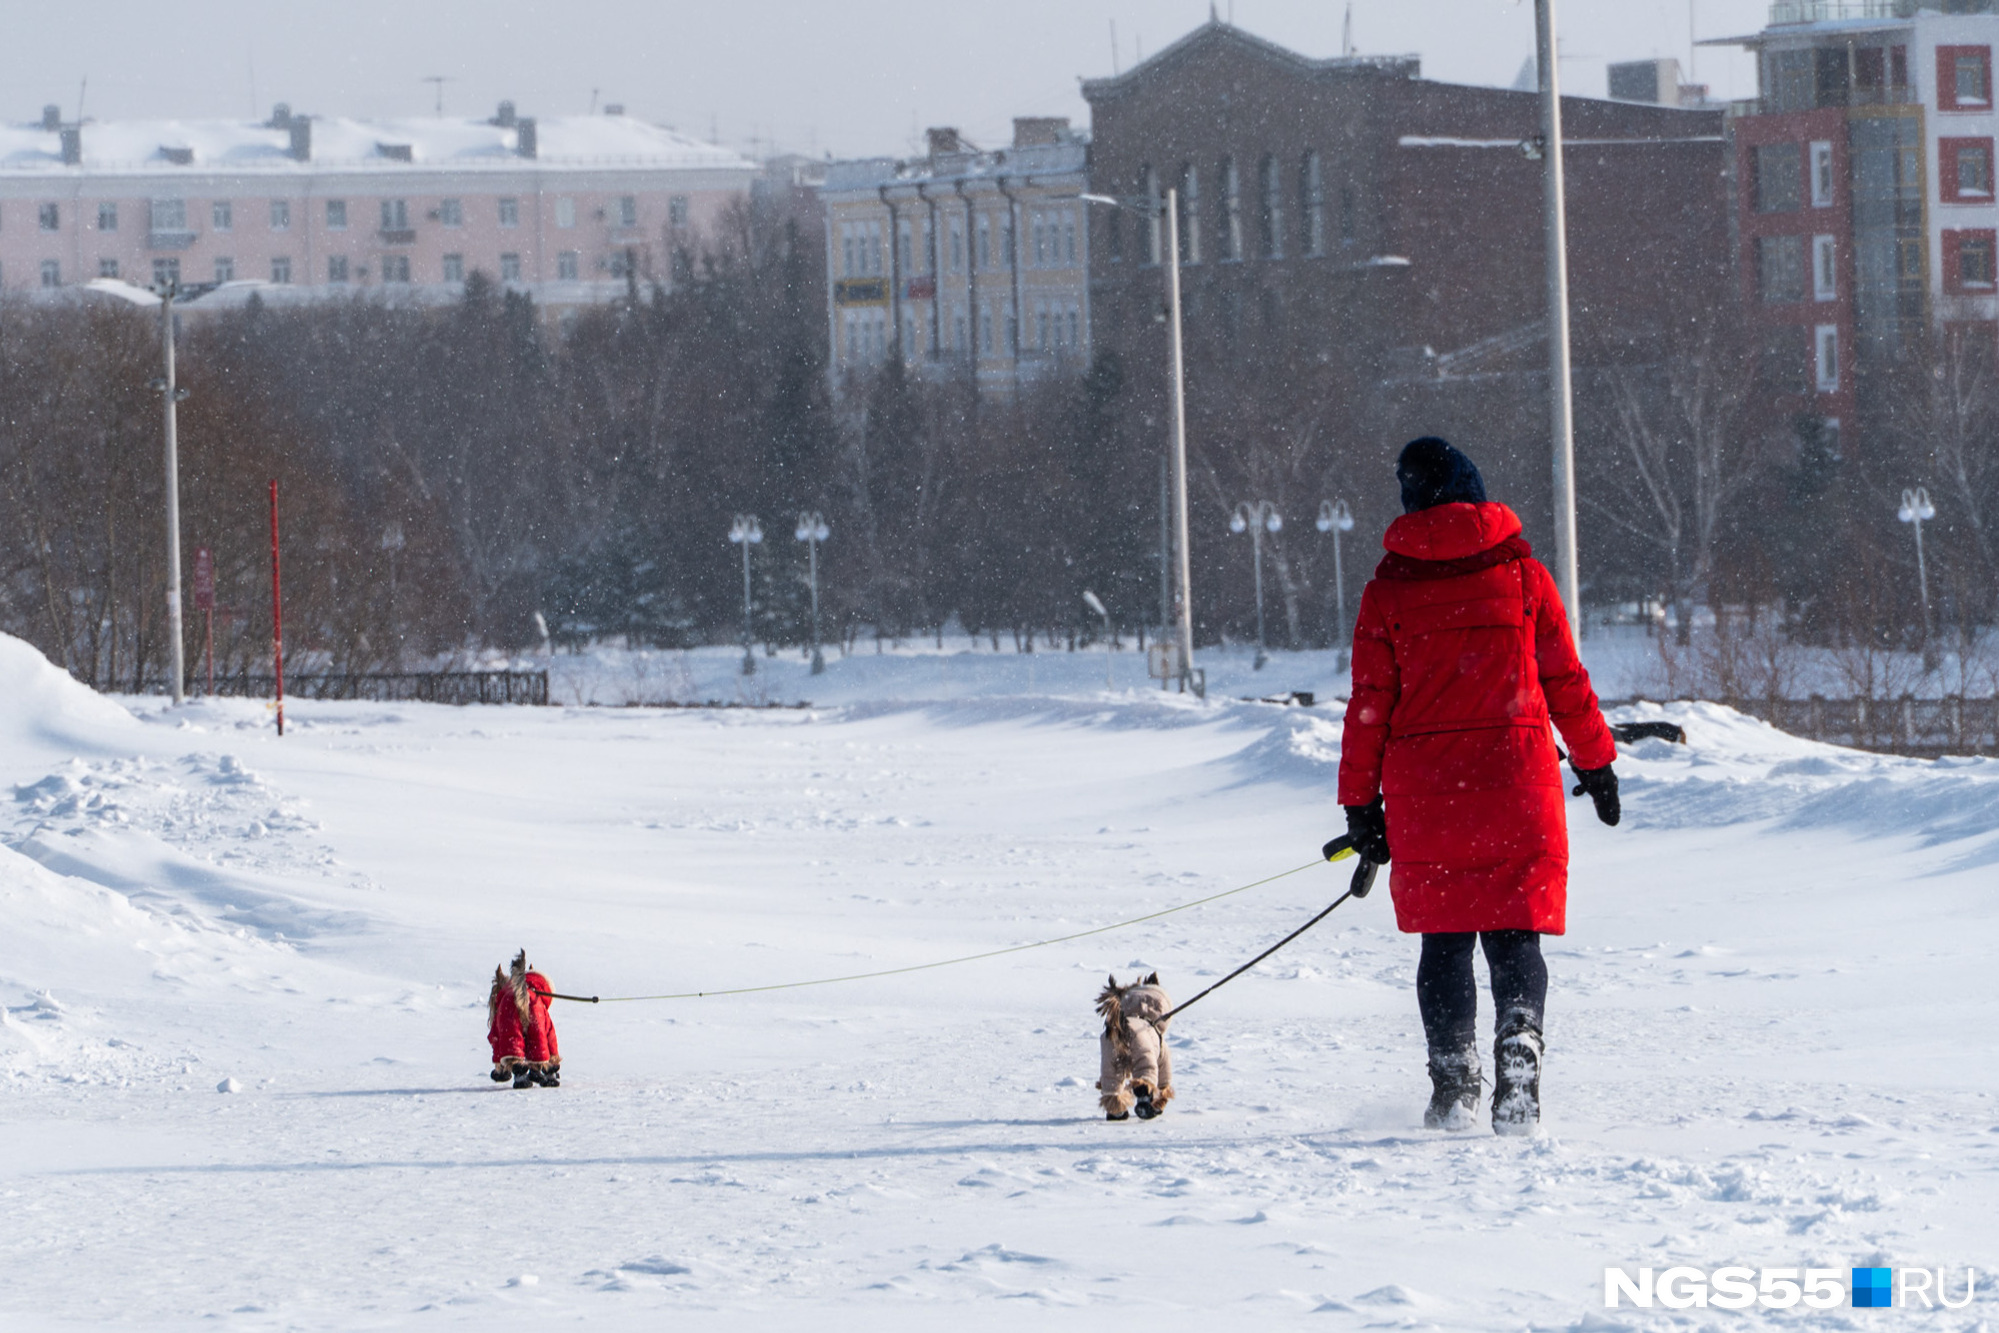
left=1852, top=1267, right=1893, bottom=1309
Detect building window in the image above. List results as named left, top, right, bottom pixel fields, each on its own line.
left=497, top=197, right=519, bottom=228
left=1140, top=164, right=1161, bottom=265
left=1218, top=156, right=1241, bottom=261
left=950, top=216, right=965, bottom=272
left=1897, top=236, right=1924, bottom=279
left=1064, top=211, right=1077, bottom=265
left=271, top=256, right=291, bottom=284
left=980, top=301, right=994, bottom=353
left=439, top=198, right=463, bottom=227
left=1301, top=152, right=1324, bottom=256
left=1813, top=235, right=1838, bottom=300
left=327, top=255, right=347, bottom=284
left=150, top=198, right=187, bottom=232
left=40, top=260, right=61, bottom=287
left=1945, top=228, right=1998, bottom=291
left=326, top=199, right=347, bottom=229
left=668, top=195, right=689, bottom=228
left=151, top=257, right=178, bottom=287
left=1258, top=154, right=1283, bottom=258
left=1942, top=137, right=1995, bottom=201
left=555, top=197, right=576, bottom=229
left=214, top=257, right=234, bottom=283
left=442, top=253, right=465, bottom=282
left=954, top=308, right=968, bottom=352
left=1755, top=144, right=1803, bottom=212
left=1068, top=306, right=1080, bottom=346
left=381, top=255, right=410, bottom=283
left=1815, top=324, right=1840, bottom=392
left=619, top=195, right=638, bottom=228
left=1758, top=234, right=1807, bottom=302
left=1178, top=164, right=1201, bottom=264
left=1940, top=45, right=1992, bottom=111
left=1340, top=185, right=1357, bottom=243
left=99, top=258, right=118, bottom=278
left=38, top=203, right=59, bottom=231
left=270, top=199, right=291, bottom=230
left=97, top=201, right=118, bottom=232
left=380, top=199, right=409, bottom=232
left=557, top=250, right=579, bottom=281
left=500, top=252, right=521, bottom=282
left=212, top=200, right=232, bottom=231
left=1810, top=141, right=1834, bottom=206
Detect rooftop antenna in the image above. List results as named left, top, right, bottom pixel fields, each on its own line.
left=76, top=75, right=87, bottom=123
left=421, top=75, right=452, bottom=116
left=1688, top=0, right=1698, bottom=82
left=590, top=87, right=599, bottom=114
left=1110, top=18, right=1120, bottom=74
left=1344, top=3, right=1355, bottom=56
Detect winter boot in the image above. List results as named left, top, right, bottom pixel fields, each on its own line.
left=1423, top=1045, right=1482, bottom=1131
left=511, top=1065, right=534, bottom=1089
left=489, top=1066, right=512, bottom=1083
left=1491, top=1011, right=1544, bottom=1137
left=1132, top=1079, right=1162, bottom=1120
left=532, top=1064, right=560, bottom=1088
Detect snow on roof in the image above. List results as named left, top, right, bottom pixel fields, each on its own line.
left=0, top=113, right=754, bottom=176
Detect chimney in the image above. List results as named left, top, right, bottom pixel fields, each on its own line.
left=270, top=102, right=291, bottom=128
left=288, top=115, right=312, bottom=161
left=1012, top=117, right=1070, bottom=148
left=60, top=125, right=81, bottom=165
left=926, top=126, right=963, bottom=158
left=42, top=104, right=61, bottom=131
left=516, top=116, right=538, bottom=158
left=494, top=99, right=516, bottom=128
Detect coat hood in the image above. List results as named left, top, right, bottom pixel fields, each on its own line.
left=1382, top=501, right=1522, bottom=563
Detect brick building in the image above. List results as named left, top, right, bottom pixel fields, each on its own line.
left=1714, top=0, right=1999, bottom=439
left=1081, top=21, right=1734, bottom=556
left=0, top=102, right=756, bottom=309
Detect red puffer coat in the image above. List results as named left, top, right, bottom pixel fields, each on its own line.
left=1337, top=501, right=1615, bottom=935
left=488, top=969, right=561, bottom=1066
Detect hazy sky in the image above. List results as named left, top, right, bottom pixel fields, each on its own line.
left=12, top=1, right=1775, bottom=159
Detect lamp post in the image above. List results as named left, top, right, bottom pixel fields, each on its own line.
left=1082, top=589, right=1113, bottom=689
left=1898, top=486, right=1937, bottom=671
left=381, top=522, right=405, bottom=668
left=148, top=280, right=190, bottom=704
left=1228, top=500, right=1282, bottom=670
left=1536, top=0, right=1582, bottom=634
left=1081, top=187, right=1197, bottom=696
left=729, top=513, right=763, bottom=676
left=1315, top=499, right=1355, bottom=668
left=794, top=511, right=830, bottom=675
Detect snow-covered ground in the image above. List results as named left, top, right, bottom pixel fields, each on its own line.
left=2, top=636, right=1995, bottom=1330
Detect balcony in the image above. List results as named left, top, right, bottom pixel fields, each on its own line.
left=147, top=230, right=197, bottom=250
left=378, top=228, right=416, bottom=245
left=1769, top=1, right=1912, bottom=23
left=1728, top=84, right=1919, bottom=117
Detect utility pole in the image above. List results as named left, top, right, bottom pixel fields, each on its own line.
left=1537, top=0, right=1582, bottom=634
left=1163, top=186, right=1198, bottom=695
left=151, top=284, right=189, bottom=705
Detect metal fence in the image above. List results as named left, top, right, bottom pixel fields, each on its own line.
left=198, top=670, right=549, bottom=706
left=1607, top=696, right=1999, bottom=759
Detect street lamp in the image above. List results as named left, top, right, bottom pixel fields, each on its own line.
left=1898, top=486, right=1937, bottom=671
left=381, top=522, right=406, bottom=668
left=1081, top=187, right=1198, bottom=696
left=729, top=513, right=763, bottom=676
left=1315, top=500, right=1355, bottom=668
left=794, top=511, right=830, bottom=675
left=147, top=279, right=191, bottom=704
left=1228, top=500, right=1282, bottom=670
left=1082, top=589, right=1113, bottom=689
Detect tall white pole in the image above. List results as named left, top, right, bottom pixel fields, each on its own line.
left=1163, top=187, right=1197, bottom=694
left=1537, top=0, right=1582, bottom=633
left=160, top=287, right=187, bottom=705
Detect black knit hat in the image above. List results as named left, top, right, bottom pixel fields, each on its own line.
left=1396, top=437, right=1487, bottom=513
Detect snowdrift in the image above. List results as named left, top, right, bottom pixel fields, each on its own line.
left=0, top=632, right=134, bottom=752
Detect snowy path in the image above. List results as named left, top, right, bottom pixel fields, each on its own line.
left=1, top=644, right=1995, bottom=1329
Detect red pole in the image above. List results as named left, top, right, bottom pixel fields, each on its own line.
left=204, top=605, right=214, bottom=698
left=269, top=479, right=284, bottom=737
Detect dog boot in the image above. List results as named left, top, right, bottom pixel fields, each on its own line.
left=489, top=1066, right=512, bottom=1083
left=533, top=1065, right=560, bottom=1088
left=1491, top=1011, right=1544, bottom=1137
left=1423, top=1045, right=1482, bottom=1130
left=1132, top=1080, right=1162, bottom=1120
left=1105, top=1108, right=1130, bottom=1121
left=511, top=1065, right=534, bottom=1089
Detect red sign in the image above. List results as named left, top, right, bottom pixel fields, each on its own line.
left=192, top=546, right=215, bottom=611
left=906, top=275, right=936, bottom=301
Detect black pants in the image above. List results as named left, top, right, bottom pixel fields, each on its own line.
left=1416, top=930, right=1546, bottom=1051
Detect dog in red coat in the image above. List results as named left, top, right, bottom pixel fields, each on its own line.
left=487, top=950, right=561, bottom=1088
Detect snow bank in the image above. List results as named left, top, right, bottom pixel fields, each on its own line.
left=0, top=633, right=133, bottom=750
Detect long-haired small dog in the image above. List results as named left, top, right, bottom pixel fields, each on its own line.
left=1096, top=972, right=1175, bottom=1121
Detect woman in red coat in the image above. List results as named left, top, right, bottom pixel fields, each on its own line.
left=487, top=950, right=562, bottom=1088
left=1338, top=439, right=1619, bottom=1134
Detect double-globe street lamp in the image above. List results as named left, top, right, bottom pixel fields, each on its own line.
left=1315, top=500, right=1355, bottom=667
left=1898, top=486, right=1938, bottom=672
left=1228, top=501, right=1282, bottom=671
left=729, top=514, right=763, bottom=676
left=795, top=511, right=831, bottom=675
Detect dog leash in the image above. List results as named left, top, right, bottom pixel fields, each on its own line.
left=1147, top=840, right=1378, bottom=1028
left=527, top=857, right=1334, bottom=1004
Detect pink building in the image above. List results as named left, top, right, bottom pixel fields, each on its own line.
left=0, top=102, right=756, bottom=308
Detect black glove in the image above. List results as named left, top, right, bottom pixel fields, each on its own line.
left=1571, top=764, right=1620, bottom=826
left=1342, top=797, right=1391, bottom=864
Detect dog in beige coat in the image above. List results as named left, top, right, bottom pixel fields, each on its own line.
left=1096, top=973, right=1175, bottom=1120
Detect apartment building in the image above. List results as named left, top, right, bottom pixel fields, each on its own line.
left=820, top=119, right=1088, bottom=392
left=0, top=102, right=756, bottom=307
left=1715, top=0, right=1999, bottom=432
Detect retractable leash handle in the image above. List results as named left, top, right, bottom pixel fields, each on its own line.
left=533, top=989, right=601, bottom=1004
left=1320, top=833, right=1378, bottom=899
